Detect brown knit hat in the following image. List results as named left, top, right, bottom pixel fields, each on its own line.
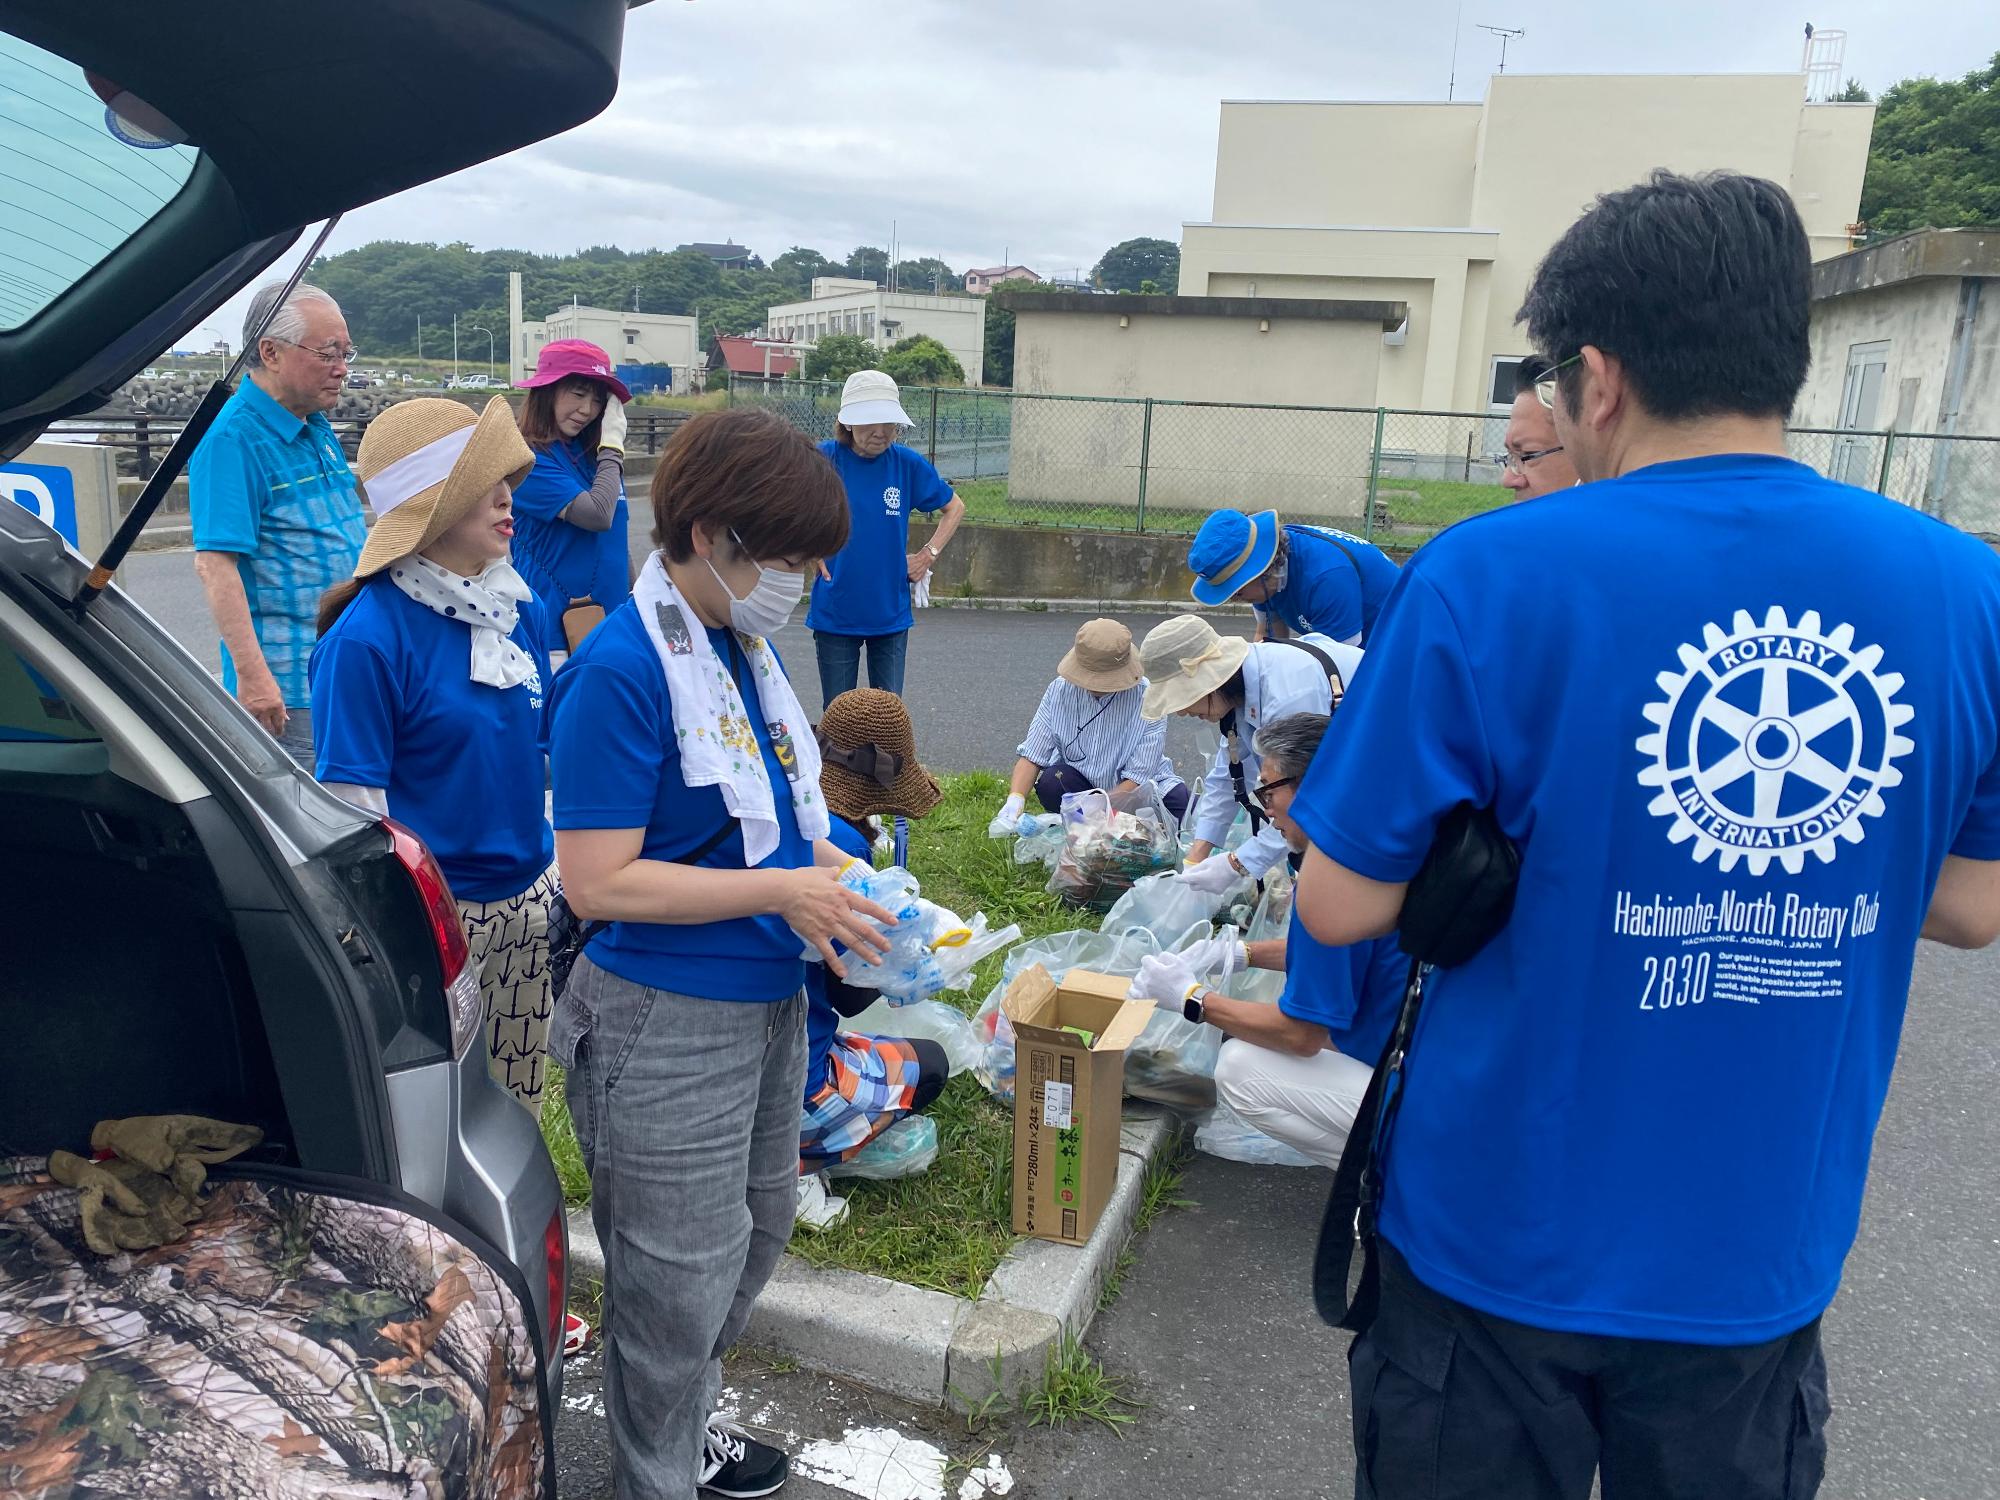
left=352, top=396, right=534, bottom=578
left=816, top=689, right=943, bottom=820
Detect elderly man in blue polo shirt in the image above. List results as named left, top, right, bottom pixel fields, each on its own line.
left=1187, top=507, right=1399, bottom=646
left=190, top=282, right=366, bottom=761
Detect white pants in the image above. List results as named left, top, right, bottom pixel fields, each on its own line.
left=1212, top=1037, right=1375, bottom=1170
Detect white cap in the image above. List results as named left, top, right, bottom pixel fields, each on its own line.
left=838, top=368, right=913, bottom=428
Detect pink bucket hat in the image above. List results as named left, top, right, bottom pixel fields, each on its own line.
left=519, top=338, right=631, bottom=403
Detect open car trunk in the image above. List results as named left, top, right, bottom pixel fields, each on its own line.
left=4, top=763, right=293, bottom=1162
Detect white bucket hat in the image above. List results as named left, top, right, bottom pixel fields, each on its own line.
left=1139, top=615, right=1252, bottom=721
left=837, top=369, right=913, bottom=428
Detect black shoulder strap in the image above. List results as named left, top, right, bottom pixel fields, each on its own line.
left=1313, top=956, right=1427, bottom=1331
left=1298, top=526, right=1388, bottom=639
left=1219, top=707, right=1265, bottom=834
left=1269, top=636, right=1347, bottom=706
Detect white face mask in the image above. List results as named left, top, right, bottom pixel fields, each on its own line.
left=707, top=531, right=805, bottom=636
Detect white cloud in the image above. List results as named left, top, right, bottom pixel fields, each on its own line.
left=185, top=0, right=1994, bottom=348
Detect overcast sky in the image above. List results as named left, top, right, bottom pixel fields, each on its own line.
left=187, top=0, right=1995, bottom=350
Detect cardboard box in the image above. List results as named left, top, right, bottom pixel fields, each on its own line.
left=1003, top=965, right=1154, bottom=1246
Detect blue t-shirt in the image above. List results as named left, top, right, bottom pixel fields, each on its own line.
left=805, top=440, right=954, bottom=637
left=1292, top=454, right=2000, bottom=1346
left=548, top=599, right=814, bottom=1002
left=805, top=814, right=877, bottom=1095
left=309, top=577, right=553, bottom=903
left=1259, top=525, right=1401, bottom=645
left=1278, top=913, right=1405, bottom=1062
left=189, top=378, right=366, bottom=708
left=511, top=439, right=631, bottom=645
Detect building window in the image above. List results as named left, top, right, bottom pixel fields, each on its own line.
left=1488, top=356, right=1528, bottom=409
left=625, top=331, right=637, bottom=346
left=861, top=312, right=873, bottom=338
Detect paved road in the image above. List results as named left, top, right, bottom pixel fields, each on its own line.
left=115, top=543, right=1218, bottom=782
left=116, top=544, right=2000, bottom=1499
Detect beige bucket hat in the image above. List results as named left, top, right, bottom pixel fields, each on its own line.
left=1139, top=614, right=1251, bottom=721
left=1057, top=618, right=1143, bottom=694
left=352, top=396, right=535, bottom=578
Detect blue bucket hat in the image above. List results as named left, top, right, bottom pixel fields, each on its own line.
left=1187, top=509, right=1280, bottom=607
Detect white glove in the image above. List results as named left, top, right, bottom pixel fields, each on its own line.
left=1128, top=952, right=1201, bottom=1012
left=987, top=793, right=1026, bottom=839
left=1175, top=854, right=1243, bottom=896
left=1176, top=934, right=1247, bottom=982
left=598, top=396, right=628, bottom=456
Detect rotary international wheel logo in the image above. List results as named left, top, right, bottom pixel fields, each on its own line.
left=1636, top=607, right=1915, bottom=875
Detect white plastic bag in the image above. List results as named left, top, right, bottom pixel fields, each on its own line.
left=845, top=996, right=983, bottom=1077
left=1047, top=785, right=1180, bottom=911
left=1193, top=1100, right=1318, bottom=1167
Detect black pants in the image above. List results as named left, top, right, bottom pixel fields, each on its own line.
left=1034, top=762, right=1192, bottom=824
left=1350, top=1244, right=1829, bottom=1500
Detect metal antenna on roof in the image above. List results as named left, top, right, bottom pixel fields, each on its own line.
left=1448, top=0, right=1464, bottom=99
left=1477, top=23, right=1524, bottom=75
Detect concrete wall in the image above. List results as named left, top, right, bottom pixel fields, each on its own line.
left=1190, top=78, right=1874, bottom=411
left=1006, top=308, right=1384, bottom=517
left=1798, top=279, right=1959, bottom=430
left=1210, top=101, right=1482, bottom=227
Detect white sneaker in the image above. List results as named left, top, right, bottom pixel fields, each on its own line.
left=794, top=1171, right=849, bottom=1229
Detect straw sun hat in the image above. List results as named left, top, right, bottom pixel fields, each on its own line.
left=352, top=396, right=535, bottom=578
left=816, top=689, right=943, bottom=820
left=1138, top=615, right=1252, bottom=721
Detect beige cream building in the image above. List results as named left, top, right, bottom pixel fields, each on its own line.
left=1178, top=73, right=1875, bottom=412
left=765, top=277, right=987, bottom=385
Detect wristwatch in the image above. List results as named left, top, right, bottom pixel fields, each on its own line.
left=1181, top=986, right=1208, bottom=1025
left=924, top=543, right=939, bottom=560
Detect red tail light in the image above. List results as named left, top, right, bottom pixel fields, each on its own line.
left=383, top=818, right=480, bottom=1055
left=544, top=1206, right=567, bottom=1357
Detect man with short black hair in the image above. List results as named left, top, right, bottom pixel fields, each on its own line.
left=1498, top=355, right=1580, bottom=500
left=1293, top=170, right=2000, bottom=1498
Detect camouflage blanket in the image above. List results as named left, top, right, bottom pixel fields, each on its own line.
left=0, top=1159, right=546, bottom=1499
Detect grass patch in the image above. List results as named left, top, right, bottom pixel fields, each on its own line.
left=1023, top=1333, right=1143, bottom=1434
left=542, top=1060, right=591, bottom=1209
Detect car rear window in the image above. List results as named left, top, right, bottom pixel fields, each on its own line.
left=0, top=33, right=199, bottom=330
left=0, top=648, right=98, bottom=742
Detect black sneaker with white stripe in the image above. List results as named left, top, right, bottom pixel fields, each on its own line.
left=698, top=1418, right=787, bottom=1498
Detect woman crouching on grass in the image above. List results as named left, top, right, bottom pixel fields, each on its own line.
left=311, top=396, right=559, bottom=1115
left=545, top=407, right=895, bottom=1500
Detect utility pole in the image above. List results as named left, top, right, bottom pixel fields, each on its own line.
left=452, top=313, right=459, bottom=381
left=416, top=316, right=422, bottom=361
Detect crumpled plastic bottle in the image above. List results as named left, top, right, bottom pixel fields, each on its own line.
left=806, top=862, right=1023, bottom=1006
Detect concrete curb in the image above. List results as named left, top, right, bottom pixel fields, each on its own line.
left=565, top=1104, right=1184, bottom=1409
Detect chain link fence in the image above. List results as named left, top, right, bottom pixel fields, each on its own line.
left=726, top=375, right=2000, bottom=545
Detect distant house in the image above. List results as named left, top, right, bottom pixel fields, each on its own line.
left=1042, top=278, right=1097, bottom=294
left=964, top=265, right=1040, bottom=294
left=676, top=241, right=754, bottom=269
left=710, top=334, right=800, bottom=381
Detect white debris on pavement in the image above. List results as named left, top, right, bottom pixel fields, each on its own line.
left=792, top=1426, right=950, bottom=1500
left=561, top=1390, right=606, bottom=1417
left=958, top=1452, right=1015, bottom=1498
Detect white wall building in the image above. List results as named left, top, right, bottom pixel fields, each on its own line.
left=765, top=281, right=986, bottom=385
left=1179, top=74, right=1875, bottom=413
left=507, top=275, right=700, bottom=389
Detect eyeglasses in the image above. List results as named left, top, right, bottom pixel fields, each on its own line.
left=1249, top=774, right=1297, bottom=813
left=1533, top=352, right=1584, bottom=410
left=1502, top=445, right=1566, bottom=475
left=269, top=337, right=358, bottom=367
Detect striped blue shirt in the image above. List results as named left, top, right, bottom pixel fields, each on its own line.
left=1018, top=679, right=1182, bottom=797
left=189, top=377, right=365, bottom=708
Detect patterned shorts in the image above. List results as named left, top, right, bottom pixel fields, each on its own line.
left=799, top=1033, right=928, bottom=1169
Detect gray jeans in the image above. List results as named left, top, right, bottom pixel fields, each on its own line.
left=553, top=954, right=806, bottom=1500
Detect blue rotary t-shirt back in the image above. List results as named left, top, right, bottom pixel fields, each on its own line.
left=1292, top=453, right=2000, bottom=1345
left=806, top=440, right=954, bottom=637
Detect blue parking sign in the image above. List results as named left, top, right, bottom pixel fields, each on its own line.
left=0, top=461, right=80, bottom=545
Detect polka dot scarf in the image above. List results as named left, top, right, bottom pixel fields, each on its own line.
left=389, top=555, right=538, bottom=689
